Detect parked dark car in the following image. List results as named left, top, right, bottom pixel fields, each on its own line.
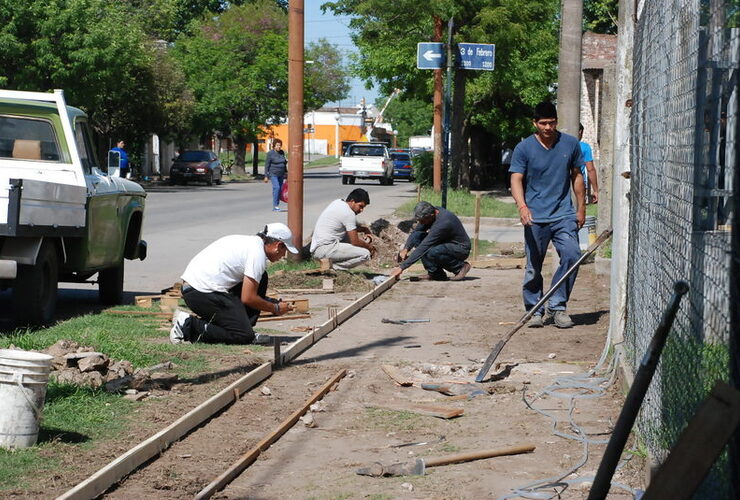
left=389, top=149, right=414, bottom=181
left=169, top=150, right=223, bottom=186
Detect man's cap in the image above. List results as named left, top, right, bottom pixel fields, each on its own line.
left=265, top=223, right=299, bottom=253
left=413, top=201, right=436, bottom=220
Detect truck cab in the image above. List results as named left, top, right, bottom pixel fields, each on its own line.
left=0, top=89, right=147, bottom=326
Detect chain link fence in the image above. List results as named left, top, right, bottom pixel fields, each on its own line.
left=627, top=0, right=738, bottom=496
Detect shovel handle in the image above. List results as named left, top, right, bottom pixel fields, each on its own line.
left=424, top=444, right=536, bottom=468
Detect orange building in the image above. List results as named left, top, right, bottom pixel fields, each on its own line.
left=255, top=106, right=379, bottom=157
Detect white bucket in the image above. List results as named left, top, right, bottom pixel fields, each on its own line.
left=0, top=349, right=54, bottom=449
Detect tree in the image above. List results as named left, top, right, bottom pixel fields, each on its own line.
left=584, top=0, right=618, bottom=34
left=304, top=38, right=351, bottom=111
left=383, top=96, right=433, bottom=147
left=324, top=0, right=560, bottom=189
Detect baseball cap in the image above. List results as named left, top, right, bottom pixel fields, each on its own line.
left=265, top=223, right=299, bottom=253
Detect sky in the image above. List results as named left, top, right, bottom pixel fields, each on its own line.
left=303, top=3, right=381, bottom=108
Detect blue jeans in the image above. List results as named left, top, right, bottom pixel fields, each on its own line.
left=523, top=217, right=580, bottom=313
left=406, top=230, right=470, bottom=278
left=270, top=175, right=284, bottom=208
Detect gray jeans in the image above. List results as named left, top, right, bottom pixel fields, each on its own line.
left=312, top=241, right=370, bottom=270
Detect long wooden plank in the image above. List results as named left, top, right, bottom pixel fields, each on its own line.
left=367, top=403, right=464, bottom=419
left=195, top=369, right=348, bottom=499
left=642, top=382, right=740, bottom=499
left=282, top=276, right=397, bottom=363
left=56, top=362, right=273, bottom=500
left=257, top=313, right=311, bottom=322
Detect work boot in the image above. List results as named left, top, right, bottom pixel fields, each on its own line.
left=450, top=261, right=471, bottom=281
left=553, top=310, right=574, bottom=329
left=170, top=309, right=190, bottom=344
left=527, top=313, right=544, bottom=328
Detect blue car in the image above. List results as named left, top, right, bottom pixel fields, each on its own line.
left=390, top=149, right=414, bottom=181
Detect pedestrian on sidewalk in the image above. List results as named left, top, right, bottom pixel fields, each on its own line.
left=578, top=123, right=599, bottom=204
left=389, top=201, right=471, bottom=281
left=310, top=188, right=376, bottom=270
left=170, top=223, right=298, bottom=345
left=264, top=138, right=287, bottom=211
left=509, top=101, right=586, bottom=329
left=109, top=140, right=129, bottom=179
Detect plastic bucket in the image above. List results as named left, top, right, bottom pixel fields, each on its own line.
left=0, top=349, right=54, bottom=449
left=585, top=216, right=598, bottom=245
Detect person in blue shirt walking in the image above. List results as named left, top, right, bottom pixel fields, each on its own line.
left=110, top=140, right=129, bottom=178
left=263, top=138, right=287, bottom=211
left=509, top=102, right=586, bottom=329
left=578, top=123, right=599, bottom=204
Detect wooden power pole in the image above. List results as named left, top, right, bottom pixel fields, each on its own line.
left=288, top=0, right=304, bottom=254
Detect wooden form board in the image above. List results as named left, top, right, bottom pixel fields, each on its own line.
left=195, top=369, right=347, bottom=499
left=56, top=362, right=273, bottom=500
left=281, top=275, right=397, bottom=364
left=643, top=381, right=740, bottom=499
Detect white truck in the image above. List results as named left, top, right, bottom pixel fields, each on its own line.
left=0, top=89, right=147, bottom=327
left=339, top=142, right=394, bottom=185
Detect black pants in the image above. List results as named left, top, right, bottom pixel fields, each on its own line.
left=407, top=231, right=470, bottom=279
left=180, top=272, right=268, bottom=344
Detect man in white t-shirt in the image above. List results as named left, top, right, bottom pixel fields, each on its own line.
left=170, top=223, right=299, bottom=345
left=310, top=188, right=376, bottom=270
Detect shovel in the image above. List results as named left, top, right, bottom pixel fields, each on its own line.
left=356, top=443, right=536, bottom=477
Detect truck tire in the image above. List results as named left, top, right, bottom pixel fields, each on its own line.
left=99, top=261, right=124, bottom=305
left=342, top=175, right=348, bottom=185
left=13, top=242, right=58, bottom=327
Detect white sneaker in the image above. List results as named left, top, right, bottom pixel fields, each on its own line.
left=170, top=309, right=190, bottom=344
left=253, top=333, right=272, bottom=345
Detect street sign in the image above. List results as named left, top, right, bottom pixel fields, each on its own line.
left=457, top=43, right=495, bottom=71
left=417, top=42, right=445, bottom=69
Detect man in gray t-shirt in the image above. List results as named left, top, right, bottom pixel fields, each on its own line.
left=310, top=189, right=376, bottom=270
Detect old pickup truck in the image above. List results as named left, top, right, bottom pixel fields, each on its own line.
left=0, top=89, right=147, bottom=326
left=339, top=142, right=394, bottom=185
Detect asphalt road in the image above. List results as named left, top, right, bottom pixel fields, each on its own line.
left=126, top=166, right=417, bottom=295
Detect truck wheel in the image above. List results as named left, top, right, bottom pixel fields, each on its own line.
left=13, top=243, right=58, bottom=327
left=342, top=175, right=348, bottom=185
left=99, top=261, right=124, bottom=305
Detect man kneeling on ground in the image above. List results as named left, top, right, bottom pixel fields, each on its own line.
left=389, top=201, right=471, bottom=281
left=170, top=223, right=298, bottom=345
left=310, top=188, right=376, bottom=270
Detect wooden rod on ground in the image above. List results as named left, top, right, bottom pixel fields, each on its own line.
left=424, top=444, right=536, bottom=468
left=195, top=369, right=348, bottom=500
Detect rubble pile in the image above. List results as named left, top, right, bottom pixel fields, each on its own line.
left=41, top=340, right=177, bottom=394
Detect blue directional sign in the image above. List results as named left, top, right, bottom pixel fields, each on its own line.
left=457, top=43, right=495, bottom=71
left=417, top=42, right=445, bottom=69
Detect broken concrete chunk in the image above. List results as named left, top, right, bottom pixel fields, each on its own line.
left=260, top=386, right=272, bottom=396
left=78, top=354, right=109, bottom=373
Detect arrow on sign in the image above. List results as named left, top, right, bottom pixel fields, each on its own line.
left=423, top=50, right=442, bottom=62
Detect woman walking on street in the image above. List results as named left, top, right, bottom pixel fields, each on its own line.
left=264, top=138, right=287, bottom=211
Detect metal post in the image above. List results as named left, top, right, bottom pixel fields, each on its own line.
left=287, top=0, right=304, bottom=256
left=441, top=17, right=454, bottom=209
left=473, top=192, right=481, bottom=260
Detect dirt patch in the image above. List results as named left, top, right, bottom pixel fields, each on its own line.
left=5, top=248, right=645, bottom=499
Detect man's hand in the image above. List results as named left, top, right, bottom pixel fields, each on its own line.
left=590, top=190, right=599, bottom=204
left=275, top=301, right=293, bottom=315
left=389, top=267, right=403, bottom=280
left=518, top=205, right=533, bottom=226
left=263, top=176, right=269, bottom=183
left=369, top=245, right=377, bottom=259
left=398, top=248, right=409, bottom=262
left=576, top=207, right=586, bottom=228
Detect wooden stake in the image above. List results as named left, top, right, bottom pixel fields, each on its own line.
left=473, top=192, right=481, bottom=260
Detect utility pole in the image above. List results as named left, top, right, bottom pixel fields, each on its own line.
left=287, top=0, right=304, bottom=255
left=441, top=17, right=454, bottom=208
left=433, top=16, right=443, bottom=193
left=556, top=0, right=584, bottom=136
